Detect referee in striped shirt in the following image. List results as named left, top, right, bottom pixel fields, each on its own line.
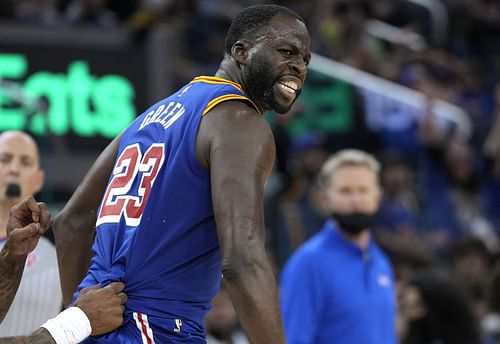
left=0, top=197, right=127, bottom=343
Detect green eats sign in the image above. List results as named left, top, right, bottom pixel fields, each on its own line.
left=0, top=53, right=135, bottom=138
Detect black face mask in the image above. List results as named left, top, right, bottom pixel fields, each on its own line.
left=5, top=183, right=21, bottom=198
left=330, top=212, right=376, bottom=234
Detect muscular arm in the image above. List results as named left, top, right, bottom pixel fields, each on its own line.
left=0, top=198, right=51, bottom=322
left=53, top=134, right=121, bottom=306
left=198, top=102, right=286, bottom=343
left=0, top=251, right=26, bottom=322
left=0, top=282, right=127, bottom=344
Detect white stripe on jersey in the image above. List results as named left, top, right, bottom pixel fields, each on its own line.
left=133, top=312, right=156, bottom=344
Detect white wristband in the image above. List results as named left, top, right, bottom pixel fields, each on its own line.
left=41, top=307, right=92, bottom=344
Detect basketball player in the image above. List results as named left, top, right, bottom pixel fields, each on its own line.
left=53, top=4, right=310, bottom=343
left=0, top=131, right=62, bottom=336
left=0, top=196, right=127, bottom=343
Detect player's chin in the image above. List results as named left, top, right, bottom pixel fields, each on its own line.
left=271, top=94, right=297, bottom=114
left=272, top=99, right=295, bottom=114
left=271, top=87, right=300, bottom=114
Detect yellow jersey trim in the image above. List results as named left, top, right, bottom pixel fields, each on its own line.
left=192, top=76, right=244, bottom=93
left=203, top=94, right=260, bottom=116
left=192, top=76, right=261, bottom=116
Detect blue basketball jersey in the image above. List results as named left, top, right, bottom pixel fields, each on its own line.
left=76, top=76, right=258, bottom=338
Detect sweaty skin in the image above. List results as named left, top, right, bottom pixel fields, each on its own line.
left=53, top=13, right=310, bottom=344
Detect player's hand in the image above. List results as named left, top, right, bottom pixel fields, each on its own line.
left=75, top=282, right=128, bottom=336
left=3, top=197, right=52, bottom=262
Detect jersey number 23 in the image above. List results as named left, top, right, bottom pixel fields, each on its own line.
left=97, top=143, right=165, bottom=227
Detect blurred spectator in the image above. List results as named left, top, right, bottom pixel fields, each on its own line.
left=373, top=149, right=420, bottom=242
left=398, top=268, right=481, bottom=344
left=386, top=241, right=434, bottom=285
left=314, top=0, right=377, bottom=73
left=126, top=0, right=197, bottom=39
left=448, top=237, right=494, bottom=320
left=403, top=50, right=496, bottom=149
left=265, top=130, right=329, bottom=269
left=456, top=0, right=500, bottom=61
left=196, top=0, right=251, bottom=20
left=419, top=130, right=500, bottom=252
left=456, top=62, right=496, bottom=150
left=483, top=82, right=500, bottom=177
left=14, top=0, right=60, bottom=26
left=275, top=0, right=316, bottom=27
left=63, top=0, right=119, bottom=28
left=482, top=260, right=500, bottom=343
left=371, top=0, right=433, bottom=43
left=205, top=284, right=248, bottom=344
left=105, top=0, right=138, bottom=22
left=481, top=83, right=500, bottom=236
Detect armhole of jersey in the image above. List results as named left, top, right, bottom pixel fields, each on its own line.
left=202, top=94, right=260, bottom=116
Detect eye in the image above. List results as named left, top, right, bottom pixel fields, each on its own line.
left=0, top=155, right=10, bottom=164
left=279, top=49, right=293, bottom=56
left=304, top=55, right=311, bottom=66
left=21, top=159, right=33, bottom=167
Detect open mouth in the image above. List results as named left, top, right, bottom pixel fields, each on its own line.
left=277, top=80, right=299, bottom=95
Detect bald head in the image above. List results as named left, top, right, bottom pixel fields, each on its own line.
left=0, top=131, right=44, bottom=208
left=0, top=131, right=40, bottom=162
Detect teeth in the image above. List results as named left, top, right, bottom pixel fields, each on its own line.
left=283, top=81, right=298, bottom=91
left=278, top=83, right=296, bottom=95
left=278, top=81, right=299, bottom=94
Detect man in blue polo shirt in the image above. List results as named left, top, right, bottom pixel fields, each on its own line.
left=280, top=149, right=397, bottom=344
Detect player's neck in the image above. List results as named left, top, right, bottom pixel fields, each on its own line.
left=215, top=57, right=242, bottom=86
left=215, top=58, right=265, bottom=114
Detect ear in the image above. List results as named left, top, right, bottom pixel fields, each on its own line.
left=375, top=183, right=382, bottom=207
left=33, top=169, right=45, bottom=194
left=231, top=40, right=250, bottom=65
left=321, top=188, right=334, bottom=213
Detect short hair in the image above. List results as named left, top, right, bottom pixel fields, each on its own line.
left=224, top=4, right=304, bottom=55
left=409, top=269, right=481, bottom=343
left=319, top=149, right=380, bottom=187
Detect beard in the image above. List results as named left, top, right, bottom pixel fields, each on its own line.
left=242, top=54, right=298, bottom=114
